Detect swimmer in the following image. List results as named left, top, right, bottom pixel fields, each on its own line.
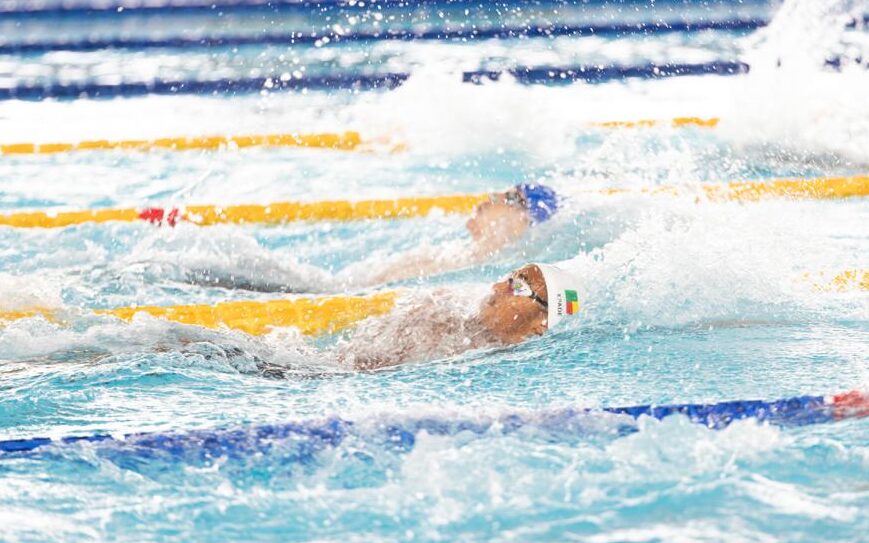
left=187, top=183, right=559, bottom=292
left=359, top=183, right=560, bottom=286
left=339, top=260, right=580, bottom=370
left=164, top=257, right=577, bottom=374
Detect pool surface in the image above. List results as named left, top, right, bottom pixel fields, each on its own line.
left=1, top=0, right=868, bottom=541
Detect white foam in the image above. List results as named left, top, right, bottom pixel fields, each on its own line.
left=118, top=224, right=337, bottom=293
left=607, top=415, right=788, bottom=479
left=740, top=473, right=860, bottom=521
left=0, top=271, right=64, bottom=311
left=549, top=199, right=869, bottom=328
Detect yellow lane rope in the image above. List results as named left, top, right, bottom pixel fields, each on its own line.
left=1, top=175, right=865, bottom=230
left=1, top=270, right=864, bottom=336
left=0, top=291, right=399, bottom=337
left=0, top=193, right=491, bottom=228
left=703, top=176, right=869, bottom=201
left=807, top=270, right=869, bottom=292
left=181, top=193, right=490, bottom=225
left=0, top=208, right=143, bottom=229
left=598, top=175, right=869, bottom=202
left=591, top=117, right=719, bottom=129
left=0, top=118, right=718, bottom=156
left=0, top=132, right=364, bottom=155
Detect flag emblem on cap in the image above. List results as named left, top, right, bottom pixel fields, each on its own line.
left=565, top=290, right=579, bottom=315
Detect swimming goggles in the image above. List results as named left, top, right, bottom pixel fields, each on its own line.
left=508, top=275, right=548, bottom=309
left=491, top=189, right=528, bottom=209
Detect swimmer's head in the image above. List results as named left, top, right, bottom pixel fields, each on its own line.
left=533, top=262, right=582, bottom=330
left=465, top=189, right=532, bottom=244
left=477, top=264, right=549, bottom=344
left=465, top=183, right=559, bottom=244
left=515, top=183, right=559, bottom=224
left=478, top=261, right=583, bottom=344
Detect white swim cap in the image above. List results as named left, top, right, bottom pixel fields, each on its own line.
left=534, top=262, right=582, bottom=329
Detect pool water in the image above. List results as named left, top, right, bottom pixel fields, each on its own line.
left=1, top=0, right=868, bottom=541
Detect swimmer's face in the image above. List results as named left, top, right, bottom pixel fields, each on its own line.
left=466, top=192, right=531, bottom=243
left=478, top=264, right=548, bottom=344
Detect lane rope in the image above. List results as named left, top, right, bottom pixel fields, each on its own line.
left=0, top=118, right=718, bottom=156
left=0, top=0, right=780, bottom=18
left=0, top=61, right=750, bottom=101
left=593, top=117, right=719, bottom=129
left=0, top=193, right=492, bottom=228
left=1, top=390, right=866, bottom=456
left=0, top=131, right=364, bottom=155
left=0, top=269, right=864, bottom=336
left=613, top=175, right=869, bottom=202
left=0, top=20, right=767, bottom=55
left=0, top=291, right=399, bottom=337
left=0, top=175, right=865, bottom=229
left=806, top=270, right=869, bottom=292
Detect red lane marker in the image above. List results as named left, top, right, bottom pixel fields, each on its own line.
left=138, top=207, right=164, bottom=223
left=138, top=207, right=180, bottom=226
left=165, top=208, right=179, bottom=226
left=831, top=390, right=869, bottom=420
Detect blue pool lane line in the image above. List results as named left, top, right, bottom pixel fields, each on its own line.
left=0, top=0, right=776, bottom=18
left=0, top=20, right=768, bottom=55
left=1, top=392, right=866, bottom=457
left=0, top=61, right=750, bottom=101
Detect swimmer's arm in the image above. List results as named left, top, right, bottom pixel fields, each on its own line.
left=368, top=216, right=532, bottom=285
left=335, top=291, right=491, bottom=370
left=367, top=248, right=484, bottom=285
left=352, top=198, right=531, bottom=287
left=334, top=335, right=411, bottom=371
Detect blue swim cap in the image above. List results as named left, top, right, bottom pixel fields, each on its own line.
left=516, top=183, right=559, bottom=223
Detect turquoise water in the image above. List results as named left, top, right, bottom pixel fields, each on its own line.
left=1, top=0, right=868, bottom=541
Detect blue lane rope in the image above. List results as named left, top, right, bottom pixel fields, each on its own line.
left=0, top=393, right=849, bottom=458
left=467, top=62, right=750, bottom=84
left=0, top=61, right=749, bottom=101
left=0, top=20, right=767, bottom=55
left=0, top=0, right=771, bottom=18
